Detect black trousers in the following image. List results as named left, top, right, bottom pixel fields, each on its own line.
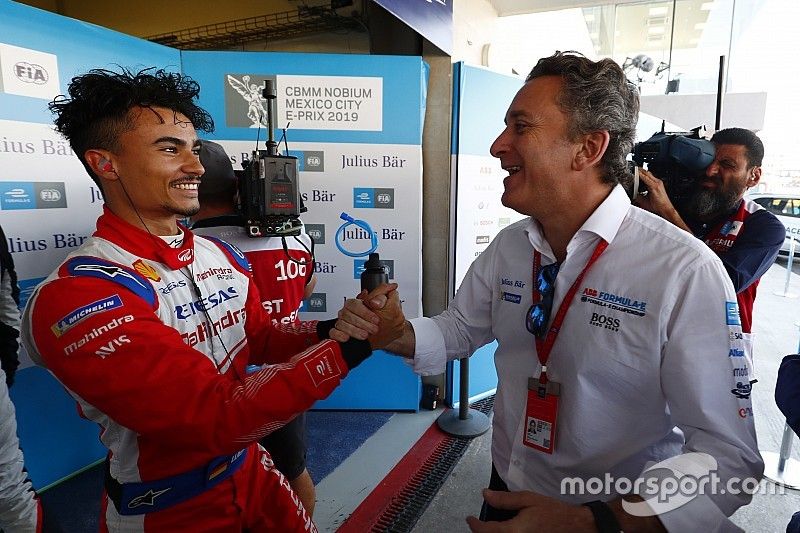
left=478, top=463, right=519, bottom=522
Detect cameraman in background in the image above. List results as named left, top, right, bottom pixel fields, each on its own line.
left=191, top=141, right=318, bottom=516
left=637, top=127, right=784, bottom=341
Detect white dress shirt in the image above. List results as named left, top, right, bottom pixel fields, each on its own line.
left=411, top=185, right=762, bottom=532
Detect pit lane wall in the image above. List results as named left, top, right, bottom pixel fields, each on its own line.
left=0, top=1, right=424, bottom=489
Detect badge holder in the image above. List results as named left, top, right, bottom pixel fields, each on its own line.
left=523, top=377, right=560, bottom=454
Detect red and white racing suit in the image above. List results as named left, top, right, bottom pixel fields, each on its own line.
left=21, top=208, right=365, bottom=532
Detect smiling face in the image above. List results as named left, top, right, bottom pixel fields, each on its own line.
left=101, top=106, right=204, bottom=233
left=489, top=76, right=582, bottom=218
left=685, top=143, right=759, bottom=219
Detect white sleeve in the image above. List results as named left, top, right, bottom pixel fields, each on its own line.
left=654, top=257, right=762, bottom=532
left=0, top=368, right=38, bottom=531
left=408, top=241, right=497, bottom=375
left=0, top=270, right=20, bottom=331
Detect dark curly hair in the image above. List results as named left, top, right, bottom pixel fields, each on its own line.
left=527, top=51, right=639, bottom=188
left=49, top=67, right=214, bottom=189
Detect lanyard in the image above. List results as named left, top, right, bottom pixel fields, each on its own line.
left=532, top=239, right=608, bottom=383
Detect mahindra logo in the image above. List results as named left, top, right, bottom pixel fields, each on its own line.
left=14, top=62, right=49, bottom=85
left=39, top=189, right=61, bottom=202
left=178, top=249, right=193, bottom=262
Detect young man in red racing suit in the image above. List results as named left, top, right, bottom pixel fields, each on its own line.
left=20, top=68, right=402, bottom=532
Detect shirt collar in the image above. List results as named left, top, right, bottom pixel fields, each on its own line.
left=524, top=184, right=631, bottom=257
left=94, top=206, right=196, bottom=270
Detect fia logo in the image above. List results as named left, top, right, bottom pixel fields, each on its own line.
left=39, top=188, right=61, bottom=202
left=305, top=224, right=325, bottom=245
left=14, top=62, right=49, bottom=84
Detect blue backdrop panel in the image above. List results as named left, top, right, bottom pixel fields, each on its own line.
left=452, top=62, right=522, bottom=157
left=10, top=367, right=106, bottom=490
left=313, top=351, right=421, bottom=411
left=446, top=63, right=523, bottom=405
left=1, top=1, right=180, bottom=125
left=448, top=342, right=499, bottom=407
left=1, top=1, right=180, bottom=489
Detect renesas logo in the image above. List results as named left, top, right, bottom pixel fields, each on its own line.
left=301, top=292, right=327, bottom=313
left=580, top=287, right=646, bottom=317
left=353, top=187, right=394, bottom=209
left=174, top=287, right=239, bottom=320
left=288, top=150, right=325, bottom=172
left=354, top=258, right=394, bottom=280
left=305, top=224, right=326, bottom=245
left=0, top=182, right=67, bottom=210
left=0, top=44, right=60, bottom=100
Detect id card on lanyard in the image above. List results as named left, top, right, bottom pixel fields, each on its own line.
left=523, top=240, right=608, bottom=454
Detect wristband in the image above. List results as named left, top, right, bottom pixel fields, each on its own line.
left=582, top=500, right=622, bottom=533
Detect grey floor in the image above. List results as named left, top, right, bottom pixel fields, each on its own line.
left=314, top=255, right=800, bottom=532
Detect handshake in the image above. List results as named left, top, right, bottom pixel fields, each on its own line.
left=329, top=283, right=408, bottom=352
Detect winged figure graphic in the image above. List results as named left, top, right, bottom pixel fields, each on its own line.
left=227, top=74, right=269, bottom=128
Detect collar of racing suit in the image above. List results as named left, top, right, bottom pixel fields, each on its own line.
left=94, top=206, right=197, bottom=270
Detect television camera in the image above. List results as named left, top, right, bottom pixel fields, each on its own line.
left=631, top=124, right=715, bottom=209
left=239, top=79, right=304, bottom=238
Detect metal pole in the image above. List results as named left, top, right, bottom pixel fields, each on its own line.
left=715, top=55, right=725, bottom=130
left=458, top=354, right=470, bottom=420
left=778, top=423, right=795, bottom=473
left=775, top=236, right=797, bottom=298
left=437, top=357, right=491, bottom=438
left=763, top=422, right=800, bottom=489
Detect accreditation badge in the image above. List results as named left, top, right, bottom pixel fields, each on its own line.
left=523, top=377, right=560, bottom=454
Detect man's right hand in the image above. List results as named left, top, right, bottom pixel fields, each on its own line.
left=330, top=284, right=404, bottom=348
left=633, top=167, right=691, bottom=232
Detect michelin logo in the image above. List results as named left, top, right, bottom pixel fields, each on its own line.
left=51, top=295, right=123, bottom=337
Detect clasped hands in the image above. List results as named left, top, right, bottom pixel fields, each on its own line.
left=329, top=283, right=405, bottom=350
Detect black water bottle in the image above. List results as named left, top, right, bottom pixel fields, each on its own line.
left=361, top=253, right=388, bottom=292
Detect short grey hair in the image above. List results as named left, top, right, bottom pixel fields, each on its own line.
left=527, top=51, right=639, bottom=186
